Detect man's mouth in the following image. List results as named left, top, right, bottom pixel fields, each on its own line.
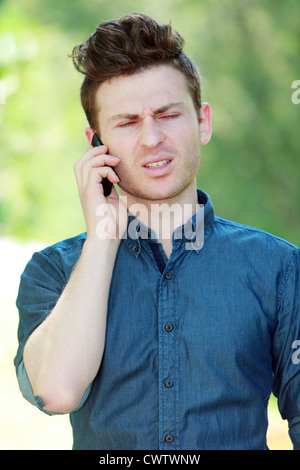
left=145, top=160, right=170, bottom=168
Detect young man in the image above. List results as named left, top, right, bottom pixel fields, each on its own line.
left=15, top=13, right=300, bottom=450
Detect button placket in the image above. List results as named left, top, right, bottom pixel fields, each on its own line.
left=158, top=267, right=178, bottom=450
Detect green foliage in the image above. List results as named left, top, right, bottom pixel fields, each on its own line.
left=0, top=0, right=299, bottom=244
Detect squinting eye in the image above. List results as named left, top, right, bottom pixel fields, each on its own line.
left=160, top=113, right=181, bottom=120
left=118, top=121, right=137, bottom=128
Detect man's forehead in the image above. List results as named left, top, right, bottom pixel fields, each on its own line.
left=95, top=65, right=190, bottom=116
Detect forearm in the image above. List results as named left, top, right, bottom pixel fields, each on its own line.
left=23, top=237, right=119, bottom=413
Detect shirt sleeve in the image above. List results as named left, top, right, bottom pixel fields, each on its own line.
left=272, top=247, right=300, bottom=450
left=14, top=244, right=91, bottom=415
left=17, top=358, right=91, bottom=416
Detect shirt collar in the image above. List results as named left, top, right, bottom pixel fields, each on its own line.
left=123, top=189, right=215, bottom=256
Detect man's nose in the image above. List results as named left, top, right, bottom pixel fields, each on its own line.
left=138, top=117, right=165, bottom=148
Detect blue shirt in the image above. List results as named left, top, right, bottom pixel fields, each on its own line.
left=14, top=190, right=300, bottom=450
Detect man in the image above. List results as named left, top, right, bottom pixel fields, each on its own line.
left=15, top=13, right=300, bottom=450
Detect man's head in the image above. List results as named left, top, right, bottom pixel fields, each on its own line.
left=70, top=13, right=202, bottom=135
left=71, top=13, right=211, bottom=204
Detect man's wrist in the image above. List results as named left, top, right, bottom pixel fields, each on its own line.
left=83, top=234, right=121, bottom=256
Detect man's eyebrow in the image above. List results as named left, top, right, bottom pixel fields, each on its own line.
left=108, top=102, right=185, bottom=123
left=152, top=102, right=184, bottom=115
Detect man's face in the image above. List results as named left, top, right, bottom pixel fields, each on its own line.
left=94, top=64, right=211, bottom=202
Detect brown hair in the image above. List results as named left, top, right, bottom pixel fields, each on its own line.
left=70, top=13, right=202, bottom=133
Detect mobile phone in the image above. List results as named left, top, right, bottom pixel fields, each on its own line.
left=91, top=133, right=113, bottom=197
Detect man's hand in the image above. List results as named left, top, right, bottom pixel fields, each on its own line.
left=23, top=144, right=128, bottom=414
left=74, top=145, right=128, bottom=241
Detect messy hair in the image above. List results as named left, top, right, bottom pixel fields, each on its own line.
left=70, top=13, right=202, bottom=132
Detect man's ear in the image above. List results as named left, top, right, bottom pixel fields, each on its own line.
left=199, top=102, right=212, bottom=145
left=85, top=127, right=96, bottom=145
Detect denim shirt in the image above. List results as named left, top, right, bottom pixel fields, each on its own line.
left=14, top=189, right=300, bottom=450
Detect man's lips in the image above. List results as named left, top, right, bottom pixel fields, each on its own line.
left=142, top=157, right=174, bottom=175
left=144, top=159, right=171, bottom=168
left=142, top=156, right=174, bottom=168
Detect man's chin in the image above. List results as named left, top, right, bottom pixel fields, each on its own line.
left=118, top=179, right=195, bottom=204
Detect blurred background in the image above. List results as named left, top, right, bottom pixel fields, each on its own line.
left=0, top=0, right=299, bottom=450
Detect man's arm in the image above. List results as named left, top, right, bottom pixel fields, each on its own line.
left=22, top=144, right=127, bottom=413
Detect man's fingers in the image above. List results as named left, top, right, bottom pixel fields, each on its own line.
left=84, top=166, right=120, bottom=193
left=75, top=153, right=120, bottom=187
left=73, top=145, right=110, bottom=174
left=90, top=154, right=120, bottom=168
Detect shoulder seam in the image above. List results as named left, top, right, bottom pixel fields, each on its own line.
left=215, top=216, right=297, bottom=249
left=277, top=247, right=299, bottom=310
left=42, top=233, right=86, bottom=256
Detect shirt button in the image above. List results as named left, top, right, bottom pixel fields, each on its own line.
left=165, top=434, right=174, bottom=443
left=165, top=272, right=172, bottom=280
left=164, top=379, right=174, bottom=388
left=164, top=323, right=174, bottom=332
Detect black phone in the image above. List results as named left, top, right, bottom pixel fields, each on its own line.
left=91, top=133, right=113, bottom=197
